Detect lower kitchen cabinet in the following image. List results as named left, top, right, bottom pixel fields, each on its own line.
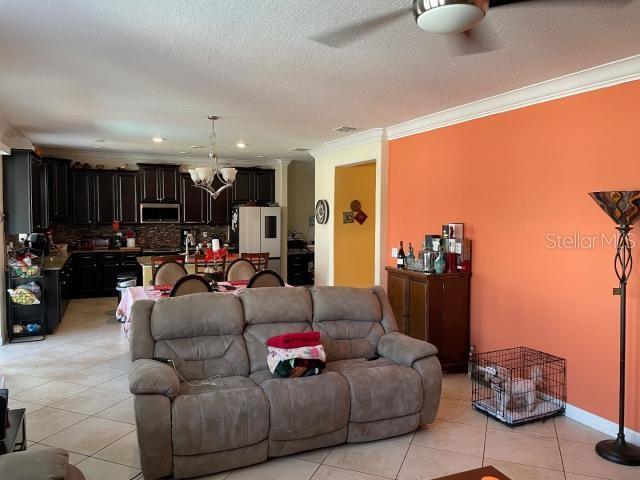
left=386, top=267, right=470, bottom=372
left=72, top=252, right=142, bottom=298
left=287, top=251, right=314, bottom=286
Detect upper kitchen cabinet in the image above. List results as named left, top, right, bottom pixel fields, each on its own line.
left=71, top=169, right=95, bottom=225
left=232, top=169, right=254, bottom=204
left=180, top=174, right=207, bottom=224
left=94, top=170, right=117, bottom=224
left=45, top=157, right=71, bottom=222
left=232, top=168, right=275, bottom=205
left=139, top=164, right=179, bottom=203
left=255, top=169, right=275, bottom=204
left=3, top=149, right=48, bottom=233
left=207, top=177, right=230, bottom=225
left=117, top=171, right=139, bottom=224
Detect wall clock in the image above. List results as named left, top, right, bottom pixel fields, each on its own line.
left=315, top=199, right=329, bottom=224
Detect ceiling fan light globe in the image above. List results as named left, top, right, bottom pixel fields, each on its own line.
left=413, top=1, right=488, bottom=34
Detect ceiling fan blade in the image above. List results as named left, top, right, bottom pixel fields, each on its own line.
left=451, top=22, right=502, bottom=56
left=311, top=7, right=412, bottom=48
left=489, top=0, right=633, bottom=7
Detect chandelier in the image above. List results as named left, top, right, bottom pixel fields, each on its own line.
left=188, top=115, right=237, bottom=199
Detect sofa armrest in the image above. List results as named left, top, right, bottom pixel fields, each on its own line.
left=129, top=359, right=180, bottom=398
left=377, top=332, right=438, bottom=366
left=0, top=447, right=72, bottom=480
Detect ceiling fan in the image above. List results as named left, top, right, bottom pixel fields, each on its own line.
left=311, top=0, right=633, bottom=55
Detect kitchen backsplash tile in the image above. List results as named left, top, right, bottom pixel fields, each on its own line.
left=51, top=223, right=229, bottom=250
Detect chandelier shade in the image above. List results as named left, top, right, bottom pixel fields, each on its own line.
left=589, top=191, right=640, bottom=227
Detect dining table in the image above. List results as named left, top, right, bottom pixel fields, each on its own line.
left=118, top=280, right=251, bottom=336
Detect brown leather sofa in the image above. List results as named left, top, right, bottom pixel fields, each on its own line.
left=128, top=286, right=442, bottom=479
left=0, top=448, right=85, bottom=480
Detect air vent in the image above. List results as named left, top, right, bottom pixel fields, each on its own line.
left=290, top=147, right=310, bottom=152
left=333, top=126, right=360, bottom=133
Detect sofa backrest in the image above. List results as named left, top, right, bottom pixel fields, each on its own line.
left=130, top=293, right=249, bottom=380
left=238, top=287, right=313, bottom=373
left=310, top=286, right=398, bottom=362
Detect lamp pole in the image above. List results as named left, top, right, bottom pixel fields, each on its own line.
left=595, top=223, right=640, bottom=465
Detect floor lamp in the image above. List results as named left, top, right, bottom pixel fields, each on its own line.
left=589, top=191, right=640, bottom=466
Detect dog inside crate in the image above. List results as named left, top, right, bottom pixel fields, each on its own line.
left=471, top=347, right=566, bottom=426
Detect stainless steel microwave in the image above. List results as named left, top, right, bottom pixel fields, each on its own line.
left=139, top=203, right=180, bottom=223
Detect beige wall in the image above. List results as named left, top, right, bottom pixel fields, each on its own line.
left=287, top=162, right=315, bottom=242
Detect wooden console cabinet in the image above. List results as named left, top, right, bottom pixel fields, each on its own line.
left=386, top=267, right=471, bottom=372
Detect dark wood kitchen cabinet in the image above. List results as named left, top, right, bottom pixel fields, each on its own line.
left=180, top=174, right=230, bottom=225
left=180, top=174, right=207, bottom=223
left=139, top=164, right=179, bottom=203
left=232, top=168, right=275, bottom=205
left=73, top=254, right=99, bottom=296
left=386, top=267, right=470, bottom=372
left=2, top=149, right=48, bottom=233
left=255, top=169, right=275, bottom=204
left=207, top=177, right=230, bottom=224
left=232, top=169, right=255, bottom=204
left=116, top=171, right=139, bottom=224
left=71, top=170, right=95, bottom=225
left=94, top=171, right=117, bottom=225
left=45, top=157, right=71, bottom=221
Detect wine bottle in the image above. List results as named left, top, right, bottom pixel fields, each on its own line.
left=397, top=241, right=406, bottom=269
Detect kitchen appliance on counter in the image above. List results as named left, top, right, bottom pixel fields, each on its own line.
left=140, top=203, right=180, bottom=223
left=230, top=206, right=281, bottom=273
left=180, top=229, right=197, bottom=254
left=25, top=232, right=51, bottom=255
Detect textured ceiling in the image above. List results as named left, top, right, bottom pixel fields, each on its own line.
left=0, top=0, right=639, bottom=165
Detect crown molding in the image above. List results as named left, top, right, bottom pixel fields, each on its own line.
left=310, top=128, right=387, bottom=158
left=387, top=54, right=640, bottom=140
left=0, top=141, right=10, bottom=155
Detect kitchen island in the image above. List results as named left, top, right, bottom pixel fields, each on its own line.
left=137, top=253, right=239, bottom=285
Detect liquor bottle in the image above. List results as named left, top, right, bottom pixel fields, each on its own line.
left=397, top=241, right=406, bottom=269
left=407, top=242, right=415, bottom=269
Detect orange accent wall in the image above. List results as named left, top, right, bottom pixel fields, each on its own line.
left=334, top=163, right=376, bottom=287
left=388, top=80, right=640, bottom=430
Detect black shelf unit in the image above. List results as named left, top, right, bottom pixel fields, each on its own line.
left=6, top=249, right=46, bottom=343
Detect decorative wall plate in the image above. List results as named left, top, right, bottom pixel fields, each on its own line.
left=315, top=199, right=329, bottom=224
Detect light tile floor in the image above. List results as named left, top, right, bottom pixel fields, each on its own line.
left=1, top=298, right=638, bottom=480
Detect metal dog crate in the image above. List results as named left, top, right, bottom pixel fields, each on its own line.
left=471, top=346, right=566, bottom=426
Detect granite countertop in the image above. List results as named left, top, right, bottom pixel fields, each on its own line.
left=42, top=253, right=71, bottom=271
left=73, top=247, right=142, bottom=254
left=137, top=253, right=239, bottom=267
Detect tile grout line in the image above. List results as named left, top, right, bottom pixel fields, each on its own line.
left=553, top=418, right=568, bottom=479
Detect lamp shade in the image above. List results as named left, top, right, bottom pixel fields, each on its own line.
left=221, top=167, right=237, bottom=183
left=589, top=191, right=640, bottom=226
left=188, top=169, right=200, bottom=182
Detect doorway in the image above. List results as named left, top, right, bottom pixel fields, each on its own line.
left=333, top=162, right=376, bottom=287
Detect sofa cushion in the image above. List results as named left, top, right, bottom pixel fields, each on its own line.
left=324, top=357, right=397, bottom=374
left=310, top=287, right=385, bottom=362
left=339, top=364, right=423, bottom=423
left=237, top=287, right=313, bottom=325
left=259, top=372, right=350, bottom=441
left=150, top=293, right=249, bottom=379
left=171, top=376, right=269, bottom=456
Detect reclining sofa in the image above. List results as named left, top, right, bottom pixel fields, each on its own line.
left=128, top=286, right=442, bottom=479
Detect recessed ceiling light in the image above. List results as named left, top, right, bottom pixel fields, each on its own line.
left=152, top=137, right=165, bottom=143
left=191, top=145, right=203, bottom=149
left=257, top=155, right=265, bottom=158
left=333, top=126, right=360, bottom=133
left=179, top=151, right=190, bottom=155
left=236, top=142, right=247, bottom=149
